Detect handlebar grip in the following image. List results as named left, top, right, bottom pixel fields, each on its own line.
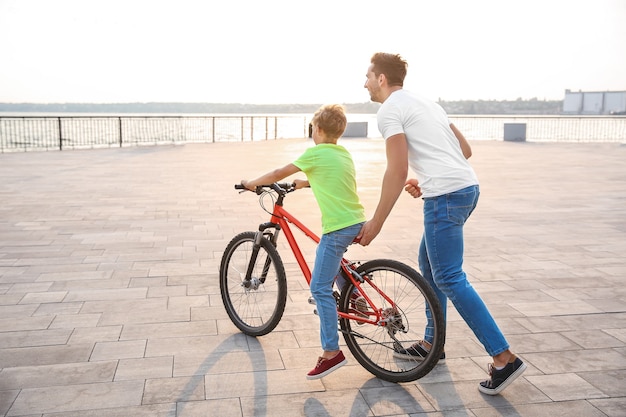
left=234, top=184, right=246, bottom=190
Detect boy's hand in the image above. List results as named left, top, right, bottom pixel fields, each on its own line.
left=293, top=179, right=309, bottom=189
left=404, top=178, right=422, bottom=198
left=240, top=180, right=255, bottom=191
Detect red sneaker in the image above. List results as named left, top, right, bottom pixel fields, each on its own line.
left=306, top=351, right=347, bottom=380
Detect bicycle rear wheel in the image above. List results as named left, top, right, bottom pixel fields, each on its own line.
left=219, top=231, right=287, bottom=337
left=339, top=259, right=445, bottom=383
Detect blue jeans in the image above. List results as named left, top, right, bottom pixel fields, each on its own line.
left=420, top=185, right=509, bottom=357
left=311, top=222, right=364, bottom=352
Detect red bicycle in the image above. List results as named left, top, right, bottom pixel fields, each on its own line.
left=219, top=183, right=445, bottom=382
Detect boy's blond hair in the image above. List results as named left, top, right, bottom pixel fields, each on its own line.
left=311, top=104, right=347, bottom=140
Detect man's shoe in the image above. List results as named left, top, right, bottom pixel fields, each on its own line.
left=393, top=341, right=445, bottom=361
left=306, top=351, right=347, bottom=380
left=478, top=355, right=527, bottom=395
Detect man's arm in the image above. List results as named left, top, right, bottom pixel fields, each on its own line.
left=450, top=123, right=472, bottom=159
left=357, top=134, right=408, bottom=246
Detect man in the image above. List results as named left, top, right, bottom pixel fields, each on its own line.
left=356, top=52, right=525, bottom=395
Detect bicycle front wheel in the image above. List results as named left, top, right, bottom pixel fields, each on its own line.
left=219, top=231, right=287, bottom=337
left=339, top=259, right=445, bottom=383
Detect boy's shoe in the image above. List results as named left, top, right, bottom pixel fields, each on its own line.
left=478, top=355, right=527, bottom=395
left=306, top=351, right=347, bottom=380
left=393, top=341, right=446, bottom=361
left=350, top=293, right=368, bottom=324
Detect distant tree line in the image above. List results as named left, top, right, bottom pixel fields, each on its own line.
left=438, top=98, right=563, bottom=115
left=0, top=99, right=563, bottom=115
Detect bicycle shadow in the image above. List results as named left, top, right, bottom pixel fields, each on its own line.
left=171, top=334, right=269, bottom=417
left=169, top=333, right=444, bottom=417
left=168, top=335, right=520, bottom=416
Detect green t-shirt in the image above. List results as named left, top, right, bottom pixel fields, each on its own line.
left=293, top=143, right=366, bottom=234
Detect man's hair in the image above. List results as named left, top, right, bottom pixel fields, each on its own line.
left=370, top=52, right=407, bottom=87
left=311, top=104, right=347, bottom=139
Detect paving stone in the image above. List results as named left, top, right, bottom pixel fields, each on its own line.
left=578, top=369, right=626, bottom=398
left=45, top=403, right=177, bottom=417
left=33, top=301, right=83, bottom=316
left=0, top=343, right=94, bottom=368
left=114, top=356, right=174, bottom=381
left=0, top=361, right=117, bottom=389
left=525, top=372, right=609, bottom=401
left=6, top=380, right=144, bottom=416
left=142, top=376, right=205, bottom=404
left=0, top=328, right=71, bottom=349
left=90, top=339, right=147, bottom=361
left=588, top=398, right=626, bottom=417
left=177, top=398, right=242, bottom=417
left=121, top=320, right=218, bottom=341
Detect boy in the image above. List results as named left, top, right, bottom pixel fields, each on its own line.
left=241, top=104, right=365, bottom=379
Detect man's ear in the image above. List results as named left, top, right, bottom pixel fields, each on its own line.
left=378, top=73, right=386, bottom=86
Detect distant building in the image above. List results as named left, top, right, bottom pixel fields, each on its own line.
left=562, top=90, right=626, bottom=115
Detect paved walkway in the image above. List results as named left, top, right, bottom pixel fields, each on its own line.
left=0, top=139, right=625, bottom=417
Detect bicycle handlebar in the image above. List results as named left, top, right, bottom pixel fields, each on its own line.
left=235, top=182, right=296, bottom=195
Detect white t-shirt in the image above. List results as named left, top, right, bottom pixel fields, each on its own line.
left=377, top=89, right=479, bottom=198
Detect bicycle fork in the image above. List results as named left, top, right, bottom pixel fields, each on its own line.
left=242, top=225, right=279, bottom=290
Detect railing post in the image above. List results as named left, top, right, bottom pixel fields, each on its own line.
left=118, top=117, right=123, bottom=147
left=241, top=116, right=244, bottom=142
left=58, top=117, right=63, bottom=151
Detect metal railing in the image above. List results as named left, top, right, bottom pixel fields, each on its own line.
left=448, top=115, right=626, bottom=143
left=0, top=115, right=309, bottom=152
left=1, top=114, right=625, bottom=152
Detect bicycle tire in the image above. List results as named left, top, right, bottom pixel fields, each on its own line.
left=219, top=231, right=287, bottom=337
left=339, top=259, right=445, bottom=383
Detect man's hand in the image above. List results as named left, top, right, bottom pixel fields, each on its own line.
left=356, top=219, right=382, bottom=246
left=404, top=178, right=422, bottom=198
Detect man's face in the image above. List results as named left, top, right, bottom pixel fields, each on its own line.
left=364, top=64, right=382, bottom=103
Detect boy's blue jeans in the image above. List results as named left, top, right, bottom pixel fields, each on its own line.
left=310, top=222, right=364, bottom=352
left=420, top=185, right=509, bottom=357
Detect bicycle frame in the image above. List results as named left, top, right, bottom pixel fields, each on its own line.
left=255, top=188, right=396, bottom=326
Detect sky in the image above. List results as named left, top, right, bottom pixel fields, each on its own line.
left=0, top=0, right=624, bottom=104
